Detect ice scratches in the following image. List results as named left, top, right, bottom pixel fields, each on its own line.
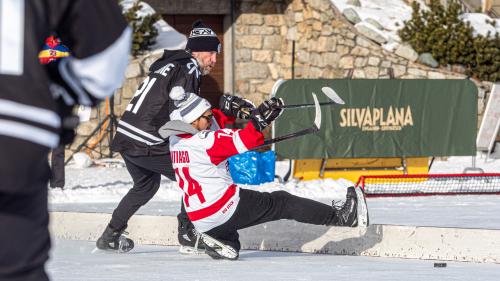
left=71, top=180, right=133, bottom=190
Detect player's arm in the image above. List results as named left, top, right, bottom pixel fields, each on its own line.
left=205, top=123, right=264, bottom=166
left=206, top=97, right=284, bottom=165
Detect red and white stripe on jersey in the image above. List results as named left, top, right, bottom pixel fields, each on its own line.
left=169, top=120, right=263, bottom=232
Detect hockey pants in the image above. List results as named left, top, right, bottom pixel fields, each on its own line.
left=205, top=189, right=336, bottom=251
left=0, top=137, right=51, bottom=281
left=109, top=152, right=185, bottom=230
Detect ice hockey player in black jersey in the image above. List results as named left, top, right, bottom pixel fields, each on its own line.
left=0, top=1, right=131, bottom=280
left=96, top=20, right=253, bottom=254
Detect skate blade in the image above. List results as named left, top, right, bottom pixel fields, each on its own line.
left=354, top=187, right=369, bottom=227
left=94, top=247, right=128, bottom=253
left=200, top=233, right=238, bottom=260
left=179, top=245, right=204, bottom=255
left=118, top=235, right=134, bottom=253
left=94, top=246, right=133, bottom=254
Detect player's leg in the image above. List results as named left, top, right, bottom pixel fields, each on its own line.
left=145, top=153, right=205, bottom=254
left=177, top=203, right=205, bottom=254
left=0, top=138, right=51, bottom=280
left=140, top=153, right=205, bottom=254
left=197, top=187, right=359, bottom=261
left=0, top=190, right=51, bottom=281
left=233, top=188, right=359, bottom=228
left=49, top=145, right=65, bottom=188
left=96, top=153, right=160, bottom=252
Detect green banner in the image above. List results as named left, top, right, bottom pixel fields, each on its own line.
left=274, top=79, right=477, bottom=159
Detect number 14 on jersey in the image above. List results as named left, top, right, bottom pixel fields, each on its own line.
left=174, top=167, right=206, bottom=207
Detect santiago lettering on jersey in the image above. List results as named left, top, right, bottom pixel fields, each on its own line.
left=171, top=150, right=190, bottom=163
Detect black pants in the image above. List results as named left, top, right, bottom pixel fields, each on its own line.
left=109, top=152, right=178, bottom=230
left=0, top=137, right=51, bottom=281
left=205, top=189, right=336, bottom=251
left=49, top=145, right=65, bottom=188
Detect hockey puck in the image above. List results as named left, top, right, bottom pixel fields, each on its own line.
left=434, top=262, right=447, bottom=268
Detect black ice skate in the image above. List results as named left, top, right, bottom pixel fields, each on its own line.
left=178, top=216, right=205, bottom=254
left=96, top=225, right=134, bottom=253
left=200, top=233, right=239, bottom=260
left=332, top=186, right=358, bottom=227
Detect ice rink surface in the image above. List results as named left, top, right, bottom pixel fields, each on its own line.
left=48, top=240, right=500, bottom=281
left=47, top=156, right=500, bottom=280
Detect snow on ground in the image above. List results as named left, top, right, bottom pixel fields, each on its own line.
left=460, top=13, right=500, bottom=37
left=330, top=0, right=418, bottom=40
left=47, top=240, right=500, bottom=281
left=49, top=152, right=500, bottom=229
left=52, top=151, right=500, bottom=204
left=330, top=0, right=500, bottom=50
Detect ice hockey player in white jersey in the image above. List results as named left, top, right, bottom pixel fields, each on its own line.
left=159, top=93, right=360, bottom=260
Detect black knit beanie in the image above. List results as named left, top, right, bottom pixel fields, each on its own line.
left=185, top=20, right=221, bottom=54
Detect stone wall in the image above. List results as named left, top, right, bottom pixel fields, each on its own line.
left=233, top=0, right=492, bottom=137
left=234, top=0, right=474, bottom=105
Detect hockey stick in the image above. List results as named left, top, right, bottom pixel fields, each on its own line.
left=250, top=92, right=322, bottom=151
left=282, top=101, right=337, bottom=109
left=281, top=86, right=345, bottom=109
left=321, top=86, right=345, bottom=104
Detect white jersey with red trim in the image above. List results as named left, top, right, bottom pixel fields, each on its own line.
left=169, top=122, right=263, bottom=232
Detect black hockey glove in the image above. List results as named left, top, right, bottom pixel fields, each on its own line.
left=249, top=97, right=284, bottom=132
left=219, top=94, right=256, bottom=120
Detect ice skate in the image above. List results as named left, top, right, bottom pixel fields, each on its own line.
left=178, top=217, right=205, bottom=254
left=331, top=186, right=358, bottom=227
left=96, top=225, right=134, bottom=253
left=200, top=233, right=239, bottom=260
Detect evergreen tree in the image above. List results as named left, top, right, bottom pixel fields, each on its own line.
left=120, top=1, right=161, bottom=56
left=398, top=0, right=499, bottom=81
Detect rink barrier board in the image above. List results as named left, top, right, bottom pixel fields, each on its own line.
left=50, top=212, right=500, bottom=264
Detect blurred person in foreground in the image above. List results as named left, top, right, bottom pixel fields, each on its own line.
left=0, top=1, right=131, bottom=280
